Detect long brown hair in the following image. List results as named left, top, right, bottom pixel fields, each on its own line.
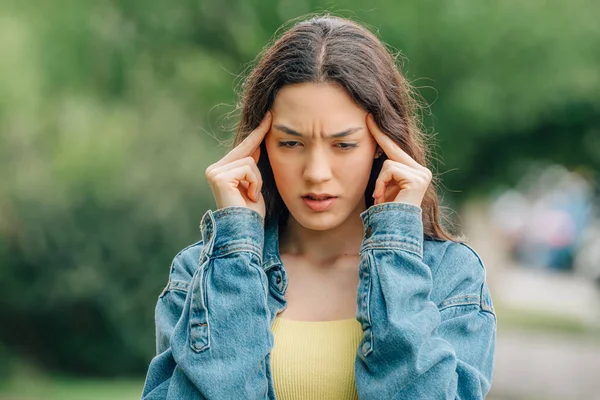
left=230, top=13, right=459, bottom=241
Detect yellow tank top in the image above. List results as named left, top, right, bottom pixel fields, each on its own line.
left=270, top=316, right=363, bottom=400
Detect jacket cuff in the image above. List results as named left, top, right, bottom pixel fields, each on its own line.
left=360, top=202, right=424, bottom=258
left=199, top=206, right=264, bottom=258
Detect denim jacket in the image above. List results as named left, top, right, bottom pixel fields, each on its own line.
left=141, top=202, right=497, bottom=399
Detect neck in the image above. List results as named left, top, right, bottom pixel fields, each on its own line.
left=278, top=199, right=366, bottom=265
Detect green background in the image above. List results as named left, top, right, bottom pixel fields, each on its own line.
left=0, top=1, right=598, bottom=397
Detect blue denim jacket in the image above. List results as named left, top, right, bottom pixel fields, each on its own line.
left=141, top=202, right=496, bottom=399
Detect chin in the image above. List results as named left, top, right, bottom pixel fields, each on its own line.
left=285, top=205, right=346, bottom=231
left=301, top=218, right=341, bottom=231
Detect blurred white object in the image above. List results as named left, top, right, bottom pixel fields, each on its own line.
left=573, top=220, right=600, bottom=284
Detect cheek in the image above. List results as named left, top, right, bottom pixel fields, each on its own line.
left=266, top=145, right=285, bottom=173
left=265, top=141, right=281, bottom=170
left=270, top=157, right=288, bottom=180
left=339, top=151, right=375, bottom=187
left=341, top=149, right=374, bottom=171
left=266, top=149, right=295, bottom=190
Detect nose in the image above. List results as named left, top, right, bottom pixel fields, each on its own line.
left=302, top=148, right=332, bottom=183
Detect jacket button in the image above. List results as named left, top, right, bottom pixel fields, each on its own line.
left=365, top=226, right=373, bottom=238
left=276, top=277, right=281, bottom=284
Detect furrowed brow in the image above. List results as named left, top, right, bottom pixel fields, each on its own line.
left=273, top=124, right=363, bottom=138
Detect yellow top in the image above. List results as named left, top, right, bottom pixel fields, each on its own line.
left=270, top=316, right=364, bottom=400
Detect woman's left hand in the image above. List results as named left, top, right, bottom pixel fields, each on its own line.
left=366, top=113, right=432, bottom=208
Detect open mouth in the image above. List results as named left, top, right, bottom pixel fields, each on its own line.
left=303, top=195, right=334, bottom=201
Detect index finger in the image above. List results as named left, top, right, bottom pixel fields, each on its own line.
left=216, top=111, right=272, bottom=167
left=366, top=113, right=421, bottom=169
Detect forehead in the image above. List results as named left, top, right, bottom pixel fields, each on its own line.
left=271, top=82, right=366, bottom=124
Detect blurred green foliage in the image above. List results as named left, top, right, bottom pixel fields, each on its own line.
left=0, top=0, right=598, bottom=377
left=0, top=365, right=143, bottom=399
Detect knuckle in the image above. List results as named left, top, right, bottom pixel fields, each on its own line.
left=243, top=164, right=254, bottom=175
left=205, top=165, right=215, bottom=180
left=422, top=167, right=433, bottom=179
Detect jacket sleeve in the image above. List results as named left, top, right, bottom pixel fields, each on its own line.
left=141, top=206, right=273, bottom=400
left=354, top=202, right=497, bottom=400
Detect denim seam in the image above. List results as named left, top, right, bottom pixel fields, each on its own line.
left=168, top=240, right=204, bottom=277
left=438, top=294, right=480, bottom=311
left=365, top=253, right=374, bottom=357
left=481, top=306, right=497, bottom=318
left=438, top=301, right=497, bottom=322
left=211, top=246, right=263, bottom=262
left=211, top=206, right=265, bottom=225
left=358, top=252, right=375, bottom=357
left=202, top=262, right=211, bottom=332
left=167, top=280, right=190, bottom=293
left=479, top=280, right=496, bottom=316
left=190, top=264, right=211, bottom=353
left=457, top=242, right=487, bottom=274
left=159, top=280, right=191, bottom=298
left=367, top=202, right=422, bottom=216
left=361, top=242, right=423, bottom=258
left=363, top=239, right=421, bottom=248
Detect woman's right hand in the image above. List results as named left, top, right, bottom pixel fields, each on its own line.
left=205, top=112, right=272, bottom=219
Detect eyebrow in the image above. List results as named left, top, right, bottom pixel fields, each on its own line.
left=273, top=124, right=363, bottom=139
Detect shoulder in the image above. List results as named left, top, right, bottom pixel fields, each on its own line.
left=424, top=238, right=495, bottom=314
left=161, top=240, right=205, bottom=295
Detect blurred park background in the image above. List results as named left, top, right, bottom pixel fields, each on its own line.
left=1, top=1, right=599, bottom=399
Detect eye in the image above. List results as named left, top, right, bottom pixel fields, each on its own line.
left=335, top=143, right=358, bottom=150
left=278, top=141, right=302, bottom=148
left=277, top=141, right=358, bottom=150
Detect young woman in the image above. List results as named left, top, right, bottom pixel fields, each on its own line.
left=142, top=14, right=496, bottom=400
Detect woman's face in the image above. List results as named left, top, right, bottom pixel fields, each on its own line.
left=265, top=82, right=378, bottom=231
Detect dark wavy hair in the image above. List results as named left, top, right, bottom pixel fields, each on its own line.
left=229, top=13, right=458, bottom=241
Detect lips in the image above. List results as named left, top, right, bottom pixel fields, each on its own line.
left=302, top=193, right=336, bottom=200
left=301, top=195, right=337, bottom=212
